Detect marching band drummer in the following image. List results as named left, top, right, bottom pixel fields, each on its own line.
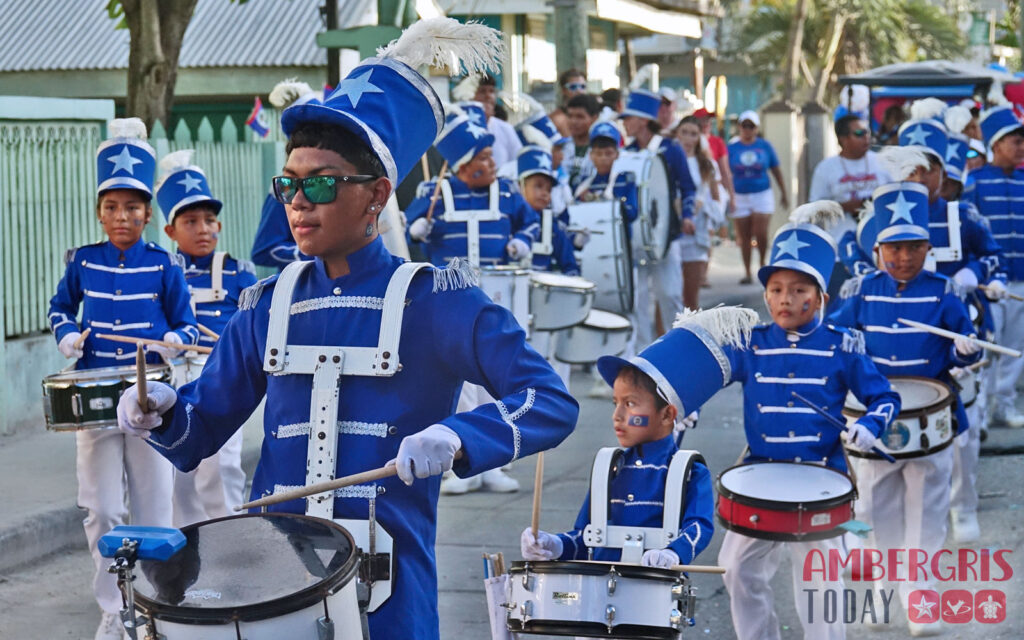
left=829, top=183, right=981, bottom=636
left=114, top=20, right=578, bottom=640
left=573, top=121, right=640, bottom=232
left=156, top=150, right=257, bottom=526
left=47, top=118, right=198, bottom=640
left=517, top=145, right=581, bottom=277
left=718, top=201, right=900, bottom=640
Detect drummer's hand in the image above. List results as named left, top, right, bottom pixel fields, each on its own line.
left=391, top=424, right=461, bottom=485
left=117, top=381, right=177, bottom=438
left=845, top=422, right=877, bottom=453
left=521, top=528, right=563, bottom=561
left=954, top=334, right=982, bottom=357
left=984, top=279, right=1008, bottom=300
left=408, top=217, right=433, bottom=242
left=953, top=268, right=979, bottom=293
left=674, top=411, right=699, bottom=435
left=641, top=549, right=679, bottom=569
left=681, top=218, right=696, bottom=235
left=506, top=238, right=532, bottom=261
left=572, top=228, right=591, bottom=249
left=149, top=332, right=183, bottom=359
left=58, top=332, right=84, bottom=359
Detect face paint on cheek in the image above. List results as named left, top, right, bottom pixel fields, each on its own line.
left=133, top=218, right=145, bottom=227
left=626, top=414, right=649, bottom=427
left=473, top=170, right=483, bottom=179
left=802, top=301, right=810, bottom=312
left=885, top=261, right=897, bottom=270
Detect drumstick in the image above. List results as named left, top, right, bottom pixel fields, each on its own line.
left=669, top=564, right=726, bottom=574
left=196, top=323, right=220, bottom=341
left=967, top=359, right=989, bottom=372
left=790, top=391, right=897, bottom=464
left=95, top=333, right=213, bottom=354
left=136, top=344, right=148, bottom=414
left=73, top=327, right=91, bottom=349
left=424, top=161, right=449, bottom=223
left=896, top=317, right=1022, bottom=358
left=235, top=450, right=466, bottom=511
left=531, top=452, right=544, bottom=539
left=565, top=227, right=605, bottom=235
left=420, top=154, right=430, bottom=182
left=979, top=284, right=1024, bottom=302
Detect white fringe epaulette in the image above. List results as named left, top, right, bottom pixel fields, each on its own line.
left=432, top=257, right=479, bottom=293
left=789, top=201, right=844, bottom=230
left=64, top=247, right=77, bottom=265
left=944, top=105, right=972, bottom=135
left=878, top=146, right=930, bottom=181
left=671, top=305, right=759, bottom=349
left=910, top=97, right=948, bottom=121
left=237, top=258, right=256, bottom=276
left=108, top=117, right=147, bottom=140
left=238, top=276, right=275, bottom=311
left=840, top=274, right=864, bottom=299
left=839, top=327, right=866, bottom=354
left=376, top=17, right=504, bottom=76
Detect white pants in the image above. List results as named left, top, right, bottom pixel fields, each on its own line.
left=950, top=404, right=981, bottom=516
left=852, top=447, right=953, bottom=608
left=632, top=243, right=683, bottom=348
left=528, top=330, right=572, bottom=394
left=719, top=532, right=845, bottom=640
left=987, top=283, right=1024, bottom=414
left=76, top=429, right=174, bottom=614
left=172, top=428, right=246, bottom=527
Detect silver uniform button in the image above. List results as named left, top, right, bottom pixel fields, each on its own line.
left=333, top=287, right=342, bottom=295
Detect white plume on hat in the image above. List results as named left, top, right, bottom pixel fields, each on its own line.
left=987, top=81, right=1010, bottom=106
left=158, top=149, right=194, bottom=175
left=840, top=84, right=870, bottom=113
left=672, top=306, right=759, bottom=349
left=269, top=79, right=318, bottom=109
left=944, top=105, right=973, bottom=135
left=910, top=97, right=948, bottom=121
left=789, top=201, right=844, bottom=230
left=629, top=63, right=657, bottom=91
left=501, top=91, right=545, bottom=124
left=108, top=117, right=147, bottom=140
left=878, top=146, right=930, bottom=181
left=377, top=17, right=504, bottom=76
left=452, top=74, right=482, bottom=102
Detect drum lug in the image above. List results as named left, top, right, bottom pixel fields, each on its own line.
left=606, top=574, right=617, bottom=595
left=71, top=392, right=83, bottom=418
left=605, top=604, right=616, bottom=632
left=520, top=599, right=533, bottom=619
left=315, top=615, right=335, bottom=640
left=521, top=573, right=534, bottom=591
left=358, top=552, right=391, bottom=583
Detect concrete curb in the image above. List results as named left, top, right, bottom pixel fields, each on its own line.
left=0, top=506, right=84, bottom=573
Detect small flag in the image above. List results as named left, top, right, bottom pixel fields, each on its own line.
left=627, top=414, right=649, bottom=427
left=246, top=96, right=270, bottom=138
left=323, top=83, right=334, bottom=98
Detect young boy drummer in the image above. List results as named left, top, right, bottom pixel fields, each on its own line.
left=156, top=150, right=257, bottom=526
left=573, top=121, right=639, bottom=230
left=718, top=202, right=901, bottom=640
left=829, top=182, right=981, bottom=635
left=115, top=19, right=578, bottom=640
left=517, top=145, right=581, bottom=277
left=47, top=118, right=198, bottom=640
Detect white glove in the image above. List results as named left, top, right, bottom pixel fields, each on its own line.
left=117, top=381, right=177, bottom=438
left=953, top=268, right=979, bottom=292
left=845, top=422, right=877, bottom=453
left=408, top=217, right=434, bottom=241
left=506, top=238, right=532, bottom=261
left=391, top=423, right=461, bottom=485
left=572, top=228, right=591, bottom=249
left=984, top=279, right=1008, bottom=300
left=674, top=411, right=699, bottom=434
left=148, top=332, right=183, bottom=359
left=520, top=528, right=563, bottom=561
left=641, top=548, right=680, bottom=569
left=58, top=332, right=84, bottom=359
left=954, top=335, right=982, bottom=357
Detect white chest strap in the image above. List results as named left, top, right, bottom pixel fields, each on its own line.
left=647, top=135, right=664, bottom=153
left=928, top=200, right=963, bottom=267
left=533, top=208, right=554, bottom=256
left=440, top=179, right=502, bottom=267
left=583, top=447, right=703, bottom=564
left=189, top=251, right=228, bottom=306
left=263, top=259, right=430, bottom=519
left=574, top=171, right=621, bottom=202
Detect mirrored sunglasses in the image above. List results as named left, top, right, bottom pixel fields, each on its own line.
left=564, top=82, right=587, bottom=91
left=272, top=175, right=377, bottom=205
left=851, top=128, right=868, bottom=137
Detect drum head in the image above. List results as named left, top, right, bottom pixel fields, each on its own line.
left=530, top=272, right=595, bottom=289
left=133, top=513, right=357, bottom=624
left=718, top=463, right=853, bottom=507
left=644, top=154, right=673, bottom=259
left=43, top=363, right=171, bottom=386
left=845, top=376, right=950, bottom=413
left=583, top=309, right=632, bottom=330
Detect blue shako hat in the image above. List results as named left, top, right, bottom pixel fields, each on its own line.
left=944, top=131, right=969, bottom=183
left=757, top=201, right=844, bottom=291
left=620, top=88, right=660, bottom=120
left=97, top=118, right=156, bottom=198
left=979, top=105, right=1024, bottom=151
left=898, top=118, right=947, bottom=169
left=281, top=18, right=504, bottom=188
left=597, top=307, right=759, bottom=415
left=872, top=181, right=930, bottom=244
left=517, top=111, right=566, bottom=149
left=456, top=101, right=488, bottom=127
left=517, top=145, right=557, bottom=183
left=435, top=108, right=496, bottom=170
left=155, top=150, right=223, bottom=222
left=589, top=120, right=622, bottom=146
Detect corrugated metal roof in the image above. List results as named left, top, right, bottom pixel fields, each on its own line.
left=0, top=0, right=369, bottom=72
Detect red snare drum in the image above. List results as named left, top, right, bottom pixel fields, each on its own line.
left=715, top=462, right=855, bottom=541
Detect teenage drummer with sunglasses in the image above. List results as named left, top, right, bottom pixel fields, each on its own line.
left=114, top=21, right=577, bottom=640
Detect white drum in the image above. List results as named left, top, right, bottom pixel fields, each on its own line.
left=843, top=376, right=955, bottom=459
left=554, top=309, right=632, bottom=364
left=480, top=266, right=532, bottom=337
left=170, top=353, right=208, bottom=388
left=571, top=201, right=634, bottom=314
left=506, top=560, right=693, bottom=638
left=529, top=272, right=595, bottom=331
left=951, top=367, right=979, bottom=408
left=613, top=150, right=673, bottom=263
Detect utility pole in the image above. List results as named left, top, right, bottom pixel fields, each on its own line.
left=324, top=0, right=339, bottom=87
left=553, top=0, right=589, bottom=75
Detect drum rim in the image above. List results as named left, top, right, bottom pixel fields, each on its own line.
left=715, top=462, right=856, bottom=510
left=42, top=362, right=172, bottom=385
left=133, top=513, right=359, bottom=624
left=843, top=375, right=954, bottom=418
left=529, top=273, right=597, bottom=290
left=846, top=436, right=954, bottom=460
left=715, top=515, right=850, bottom=542
left=480, top=266, right=531, bottom=275
left=508, top=560, right=681, bottom=582
left=507, top=619, right=681, bottom=639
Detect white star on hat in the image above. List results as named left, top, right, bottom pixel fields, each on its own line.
left=774, top=231, right=810, bottom=260
left=466, top=121, right=487, bottom=139
left=466, top=110, right=484, bottom=125
left=536, top=154, right=552, bottom=169
left=946, top=141, right=961, bottom=162
left=334, top=70, right=384, bottom=109
left=107, top=145, right=143, bottom=175
left=886, top=191, right=917, bottom=224
left=177, top=172, right=202, bottom=193
left=911, top=595, right=936, bottom=619
left=903, top=125, right=931, bottom=147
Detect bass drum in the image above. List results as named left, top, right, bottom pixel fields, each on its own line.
left=571, top=201, right=634, bottom=314
left=613, top=150, right=673, bottom=263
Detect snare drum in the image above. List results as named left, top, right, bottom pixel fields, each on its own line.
left=716, top=462, right=856, bottom=541
left=42, top=363, right=173, bottom=431
left=529, top=272, right=595, bottom=331
left=554, top=310, right=632, bottom=364
left=131, top=513, right=363, bottom=640
left=506, top=560, right=692, bottom=639
left=613, top=150, right=673, bottom=263
left=479, top=266, right=532, bottom=336
left=170, top=353, right=208, bottom=388
left=843, top=376, right=954, bottom=459
left=951, top=367, right=978, bottom=408
left=571, top=201, right=634, bottom=314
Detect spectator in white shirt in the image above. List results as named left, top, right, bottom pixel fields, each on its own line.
left=475, top=75, right=523, bottom=167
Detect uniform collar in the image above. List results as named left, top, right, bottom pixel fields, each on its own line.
left=178, top=251, right=215, bottom=269
left=625, top=433, right=676, bottom=461
left=768, top=319, right=820, bottom=341
left=104, top=238, right=146, bottom=260
left=312, top=236, right=393, bottom=282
